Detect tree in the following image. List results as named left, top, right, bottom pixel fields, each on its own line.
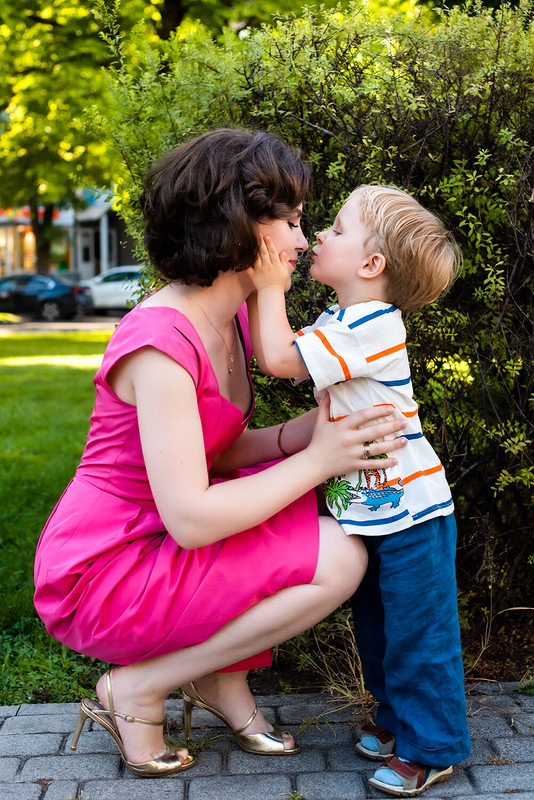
left=155, top=0, right=347, bottom=37
left=0, top=0, right=414, bottom=273
left=0, top=0, right=159, bottom=272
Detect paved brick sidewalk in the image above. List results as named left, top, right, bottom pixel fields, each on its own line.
left=1, top=681, right=533, bottom=800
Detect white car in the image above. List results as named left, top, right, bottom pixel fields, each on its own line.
left=82, top=266, right=144, bottom=312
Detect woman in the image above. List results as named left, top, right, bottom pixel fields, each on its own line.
left=34, top=128, right=408, bottom=778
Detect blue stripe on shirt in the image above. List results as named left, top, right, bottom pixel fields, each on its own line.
left=379, top=377, right=412, bottom=387
left=412, top=498, right=454, bottom=521
left=339, top=509, right=411, bottom=527
left=294, top=339, right=305, bottom=363
left=347, top=305, right=397, bottom=329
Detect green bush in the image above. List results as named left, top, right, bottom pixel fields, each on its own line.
left=88, top=0, right=533, bottom=643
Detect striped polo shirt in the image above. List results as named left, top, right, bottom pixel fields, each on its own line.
left=294, top=301, right=454, bottom=536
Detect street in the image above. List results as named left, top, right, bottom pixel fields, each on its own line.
left=0, top=313, right=124, bottom=333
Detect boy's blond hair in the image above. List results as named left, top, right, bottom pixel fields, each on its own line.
left=350, top=185, right=461, bottom=312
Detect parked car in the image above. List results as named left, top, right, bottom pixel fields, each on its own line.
left=81, top=266, right=144, bottom=312
left=0, top=273, right=91, bottom=321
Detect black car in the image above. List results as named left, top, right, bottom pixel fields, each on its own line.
left=0, top=273, right=91, bottom=321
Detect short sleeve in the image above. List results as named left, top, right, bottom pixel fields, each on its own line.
left=295, top=322, right=369, bottom=391
left=96, top=307, right=201, bottom=392
left=294, top=303, right=408, bottom=392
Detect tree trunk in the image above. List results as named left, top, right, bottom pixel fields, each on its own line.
left=29, top=200, right=54, bottom=274
left=157, top=0, right=187, bottom=39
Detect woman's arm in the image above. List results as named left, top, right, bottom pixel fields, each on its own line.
left=211, top=408, right=319, bottom=475
left=131, top=347, right=407, bottom=550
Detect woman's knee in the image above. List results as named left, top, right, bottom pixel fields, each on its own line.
left=314, top=517, right=367, bottom=598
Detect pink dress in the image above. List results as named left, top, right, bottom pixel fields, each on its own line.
left=34, top=304, right=319, bottom=669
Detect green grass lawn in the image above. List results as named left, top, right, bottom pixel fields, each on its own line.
left=0, top=330, right=113, bottom=704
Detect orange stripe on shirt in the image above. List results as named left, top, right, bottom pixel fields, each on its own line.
left=333, top=405, right=399, bottom=422
left=313, top=329, right=352, bottom=380
left=402, top=464, right=443, bottom=485
left=366, top=341, right=406, bottom=363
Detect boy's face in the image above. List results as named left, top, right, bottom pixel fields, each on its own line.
left=310, top=194, right=374, bottom=295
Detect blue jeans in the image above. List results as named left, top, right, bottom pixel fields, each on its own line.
left=351, top=514, right=470, bottom=765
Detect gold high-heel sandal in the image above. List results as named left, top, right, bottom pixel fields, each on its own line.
left=70, top=671, right=196, bottom=777
left=182, top=681, right=300, bottom=755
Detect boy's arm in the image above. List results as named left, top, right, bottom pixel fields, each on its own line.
left=245, top=292, right=271, bottom=374
left=247, top=236, right=309, bottom=379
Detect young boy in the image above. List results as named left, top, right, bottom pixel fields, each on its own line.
left=247, top=185, right=470, bottom=797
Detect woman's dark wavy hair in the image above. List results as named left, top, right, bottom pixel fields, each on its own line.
left=141, top=128, right=311, bottom=286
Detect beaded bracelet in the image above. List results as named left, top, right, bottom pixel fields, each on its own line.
left=277, top=421, right=290, bottom=458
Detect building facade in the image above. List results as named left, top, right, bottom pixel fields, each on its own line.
left=0, top=195, right=137, bottom=280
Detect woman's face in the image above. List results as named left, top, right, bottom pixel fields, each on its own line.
left=257, top=206, right=309, bottom=288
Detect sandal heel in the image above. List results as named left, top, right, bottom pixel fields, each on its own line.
left=70, top=704, right=88, bottom=751
left=182, top=681, right=300, bottom=755
left=70, top=671, right=196, bottom=777
left=183, top=697, right=193, bottom=739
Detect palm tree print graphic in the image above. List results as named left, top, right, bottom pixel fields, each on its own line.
left=323, top=476, right=362, bottom=517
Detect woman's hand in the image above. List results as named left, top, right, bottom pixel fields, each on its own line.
left=307, top=396, right=408, bottom=479
left=131, top=350, right=405, bottom=550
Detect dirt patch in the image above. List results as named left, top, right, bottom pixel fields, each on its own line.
left=249, top=627, right=533, bottom=698
left=463, top=624, right=533, bottom=684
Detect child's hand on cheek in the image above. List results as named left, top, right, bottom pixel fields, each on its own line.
left=247, top=236, right=292, bottom=293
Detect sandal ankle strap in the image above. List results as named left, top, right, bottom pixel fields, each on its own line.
left=233, top=703, right=258, bottom=735
left=105, top=671, right=164, bottom=727
left=187, top=681, right=259, bottom=736
left=113, top=710, right=164, bottom=726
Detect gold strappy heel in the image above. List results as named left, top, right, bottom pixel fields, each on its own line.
left=70, top=671, right=196, bottom=777
left=182, top=681, right=300, bottom=755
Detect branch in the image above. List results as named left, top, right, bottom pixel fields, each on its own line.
left=25, top=14, right=61, bottom=27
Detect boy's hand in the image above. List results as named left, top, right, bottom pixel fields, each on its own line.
left=246, top=235, right=307, bottom=379
left=248, top=236, right=292, bottom=293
